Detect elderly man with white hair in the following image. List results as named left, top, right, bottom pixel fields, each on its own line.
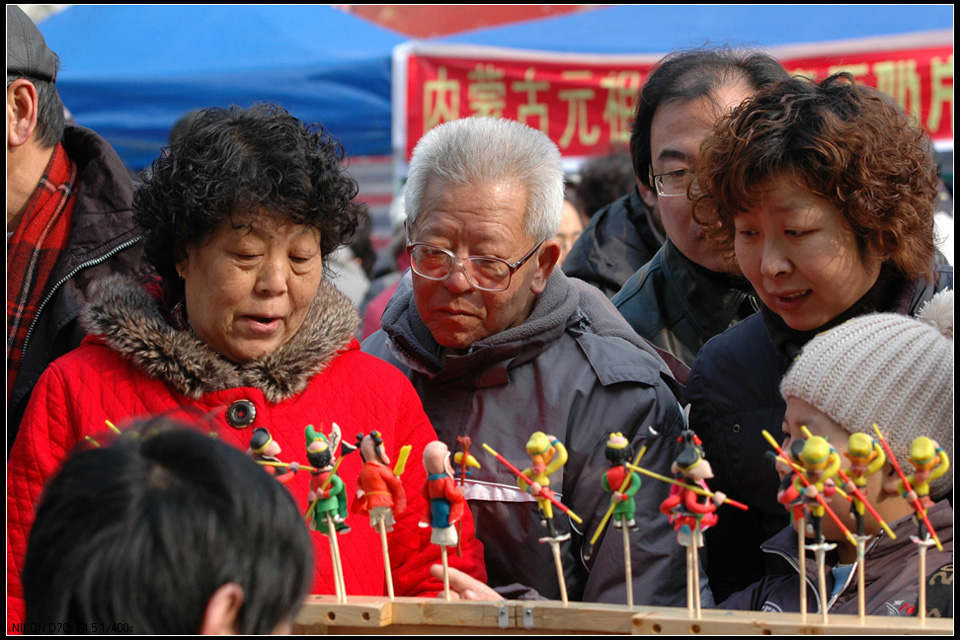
left=363, top=117, right=704, bottom=606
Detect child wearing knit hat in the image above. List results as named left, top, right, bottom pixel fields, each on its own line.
left=721, top=289, right=953, bottom=617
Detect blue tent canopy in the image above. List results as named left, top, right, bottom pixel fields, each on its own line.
left=39, top=5, right=404, bottom=169
left=436, top=4, right=953, bottom=53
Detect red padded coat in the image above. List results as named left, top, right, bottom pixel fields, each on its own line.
left=7, top=276, right=485, bottom=626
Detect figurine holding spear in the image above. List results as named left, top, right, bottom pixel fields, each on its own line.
left=304, top=423, right=353, bottom=603
left=483, top=435, right=582, bottom=606
left=654, top=430, right=734, bottom=619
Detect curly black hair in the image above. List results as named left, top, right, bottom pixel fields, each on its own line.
left=134, top=104, right=367, bottom=298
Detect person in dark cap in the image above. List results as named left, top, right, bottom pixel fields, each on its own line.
left=6, top=5, right=153, bottom=450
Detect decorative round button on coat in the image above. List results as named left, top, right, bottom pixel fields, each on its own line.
left=226, top=399, right=256, bottom=428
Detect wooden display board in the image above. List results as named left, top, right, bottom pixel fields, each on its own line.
left=295, top=596, right=952, bottom=635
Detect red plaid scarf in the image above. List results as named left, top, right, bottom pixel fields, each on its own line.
left=7, top=143, right=78, bottom=399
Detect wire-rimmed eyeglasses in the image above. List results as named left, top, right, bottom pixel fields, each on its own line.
left=650, top=168, right=696, bottom=197
left=406, top=241, right=543, bottom=292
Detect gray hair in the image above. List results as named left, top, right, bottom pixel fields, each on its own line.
left=405, top=118, right=564, bottom=241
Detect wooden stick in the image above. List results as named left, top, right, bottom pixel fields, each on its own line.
left=686, top=542, right=695, bottom=618
left=326, top=514, right=346, bottom=603
left=548, top=539, right=568, bottom=606
left=856, top=535, right=867, bottom=621
left=441, top=545, right=451, bottom=602
left=812, top=543, right=831, bottom=625
left=914, top=535, right=936, bottom=624
left=379, top=517, right=395, bottom=600
left=798, top=515, right=807, bottom=621
left=622, top=520, right=633, bottom=608
left=918, top=541, right=926, bottom=624
left=692, top=529, right=702, bottom=619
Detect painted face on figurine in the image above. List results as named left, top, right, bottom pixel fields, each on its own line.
left=263, top=439, right=282, bottom=458
left=672, top=457, right=714, bottom=483
left=360, top=434, right=390, bottom=465
left=423, top=441, right=454, bottom=477
left=912, top=467, right=934, bottom=486
left=529, top=449, right=555, bottom=476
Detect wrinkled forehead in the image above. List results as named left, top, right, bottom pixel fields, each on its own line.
left=411, top=177, right=532, bottom=238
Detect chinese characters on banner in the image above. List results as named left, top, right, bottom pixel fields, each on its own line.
left=404, top=48, right=953, bottom=161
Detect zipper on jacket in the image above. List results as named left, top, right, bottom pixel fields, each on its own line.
left=21, top=235, right=144, bottom=358
left=763, top=529, right=886, bottom=614
left=764, top=545, right=824, bottom=613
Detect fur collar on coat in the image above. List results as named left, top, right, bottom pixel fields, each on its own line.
left=81, top=274, right=360, bottom=402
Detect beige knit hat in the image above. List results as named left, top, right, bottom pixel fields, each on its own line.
left=780, top=289, right=954, bottom=498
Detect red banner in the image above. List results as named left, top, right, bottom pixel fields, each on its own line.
left=404, top=46, right=953, bottom=160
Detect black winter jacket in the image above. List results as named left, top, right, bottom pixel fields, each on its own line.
left=8, top=126, right=153, bottom=450
left=562, top=189, right=664, bottom=298
left=612, top=239, right=756, bottom=377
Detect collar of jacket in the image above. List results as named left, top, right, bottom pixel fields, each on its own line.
left=381, top=269, right=674, bottom=388
left=659, top=239, right=755, bottom=339
left=81, top=274, right=360, bottom=402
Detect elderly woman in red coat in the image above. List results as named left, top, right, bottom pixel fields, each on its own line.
left=7, top=105, right=486, bottom=627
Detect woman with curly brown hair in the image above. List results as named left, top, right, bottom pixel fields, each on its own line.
left=684, top=74, right=953, bottom=601
left=7, top=104, right=487, bottom=626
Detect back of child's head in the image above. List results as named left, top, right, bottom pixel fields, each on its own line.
left=780, top=289, right=953, bottom=498
left=23, top=419, right=313, bottom=633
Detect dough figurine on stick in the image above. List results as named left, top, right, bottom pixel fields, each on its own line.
left=248, top=427, right=300, bottom=485
left=599, top=433, right=641, bottom=607
left=841, top=433, right=887, bottom=537
left=305, top=424, right=351, bottom=602
left=421, top=441, right=466, bottom=601
left=772, top=437, right=809, bottom=617
left=482, top=435, right=582, bottom=606
left=877, top=427, right=950, bottom=623
left=657, top=430, right=730, bottom=619
left=453, top=435, right=480, bottom=557
left=518, top=432, right=570, bottom=541
left=350, top=431, right=410, bottom=600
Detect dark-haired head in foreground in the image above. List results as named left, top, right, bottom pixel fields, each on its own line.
left=23, top=421, right=312, bottom=634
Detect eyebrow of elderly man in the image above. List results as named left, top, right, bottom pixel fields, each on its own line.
left=362, top=116, right=706, bottom=606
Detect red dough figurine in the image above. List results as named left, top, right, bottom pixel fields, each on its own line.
left=659, top=430, right=726, bottom=618
left=659, top=431, right=726, bottom=540
left=351, top=431, right=407, bottom=531
left=351, top=431, right=409, bottom=599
